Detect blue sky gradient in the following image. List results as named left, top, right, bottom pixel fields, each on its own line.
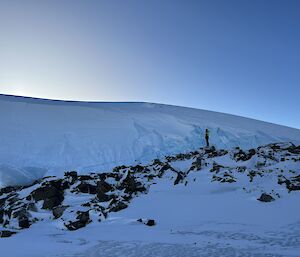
left=0, top=0, right=299, bottom=128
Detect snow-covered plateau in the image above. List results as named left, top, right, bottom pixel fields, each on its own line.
left=0, top=94, right=300, bottom=187
left=0, top=94, right=300, bottom=257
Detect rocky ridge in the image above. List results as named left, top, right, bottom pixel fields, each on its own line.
left=0, top=142, right=299, bottom=237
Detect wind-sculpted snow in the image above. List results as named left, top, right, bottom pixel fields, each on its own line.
left=1, top=94, right=300, bottom=187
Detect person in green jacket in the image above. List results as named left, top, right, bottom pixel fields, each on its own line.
left=205, top=128, right=210, bottom=147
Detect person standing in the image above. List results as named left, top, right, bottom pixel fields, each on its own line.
left=205, top=128, right=210, bottom=147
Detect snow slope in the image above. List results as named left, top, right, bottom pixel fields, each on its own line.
left=1, top=143, right=300, bottom=256
left=1, top=94, right=300, bottom=187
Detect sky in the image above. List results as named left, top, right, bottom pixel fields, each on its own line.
left=0, top=0, right=299, bottom=129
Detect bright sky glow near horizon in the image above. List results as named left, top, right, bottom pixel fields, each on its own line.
left=0, top=0, right=299, bottom=129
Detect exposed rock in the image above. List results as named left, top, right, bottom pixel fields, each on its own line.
left=53, top=205, right=68, bottom=219
left=31, top=180, right=64, bottom=209
left=97, top=192, right=113, bottom=202
left=137, top=218, right=156, bottom=226
left=146, top=219, right=156, bottom=226
left=109, top=200, right=128, bottom=212
left=65, top=211, right=90, bottom=231
left=234, top=149, right=256, bottom=162
left=174, top=172, right=184, bottom=185
left=131, top=165, right=145, bottom=173
left=210, top=162, right=224, bottom=173
left=76, top=182, right=97, bottom=194
left=121, top=174, right=146, bottom=194
left=97, top=181, right=113, bottom=194
left=257, top=193, right=275, bottom=202
left=78, top=175, right=93, bottom=181
left=0, top=210, right=3, bottom=224
left=189, top=157, right=202, bottom=171
left=18, top=215, right=30, bottom=229
left=0, top=230, right=16, bottom=238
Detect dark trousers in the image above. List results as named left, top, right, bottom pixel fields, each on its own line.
left=205, top=136, right=209, bottom=147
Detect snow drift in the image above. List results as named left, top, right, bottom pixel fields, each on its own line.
left=0, top=94, right=300, bottom=186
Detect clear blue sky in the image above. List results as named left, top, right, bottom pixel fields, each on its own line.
left=0, top=0, right=299, bottom=128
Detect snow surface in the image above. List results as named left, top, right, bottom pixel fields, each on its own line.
left=1, top=94, right=300, bottom=187
left=0, top=144, right=299, bottom=256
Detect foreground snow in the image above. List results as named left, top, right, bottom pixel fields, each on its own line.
left=1, top=94, right=300, bottom=187
left=1, top=143, right=299, bottom=256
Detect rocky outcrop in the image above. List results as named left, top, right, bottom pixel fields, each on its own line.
left=0, top=142, right=299, bottom=235
left=30, top=179, right=65, bottom=209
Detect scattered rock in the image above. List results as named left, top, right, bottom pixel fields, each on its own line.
left=0, top=230, right=16, bottom=238
left=145, top=219, right=156, bottom=226
left=137, top=218, right=156, bottom=226
left=257, top=193, right=275, bottom=202
left=65, top=211, right=90, bottom=231
left=174, top=172, right=184, bottom=185
left=109, top=200, right=128, bottom=212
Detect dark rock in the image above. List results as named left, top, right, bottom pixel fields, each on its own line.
left=65, top=211, right=90, bottom=231
left=287, top=145, right=300, bottom=154
left=109, top=200, right=128, bottom=212
left=158, top=163, right=175, bottom=177
left=0, top=186, right=20, bottom=196
left=53, top=205, right=68, bottom=219
left=18, top=215, right=30, bottom=229
left=78, top=175, right=93, bottom=181
left=121, top=174, right=146, bottom=194
left=97, top=181, right=113, bottom=194
left=210, top=162, right=224, bottom=173
left=234, top=149, right=256, bottom=162
left=65, top=171, right=78, bottom=178
left=174, top=172, right=184, bottom=185
left=0, top=209, right=3, bottom=224
left=112, top=165, right=127, bottom=173
left=146, top=219, right=156, bottom=226
left=189, top=157, right=202, bottom=171
left=12, top=207, right=28, bottom=219
left=97, top=192, right=113, bottom=202
left=76, top=182, right=97, bottom=194
left=31, top=181, right=64, bottom=210
left=42, top=195, right=64, bottom=209
left=131, top=165, right=144, bottom=173
left=27, top=202, right=37, bottom=212
left=257, top=193, right=275, bottom=202
left=0, top=230, right=16, bottom=238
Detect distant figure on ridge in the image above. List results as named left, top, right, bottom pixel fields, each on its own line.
left=205, top=128, right=210, bottom=147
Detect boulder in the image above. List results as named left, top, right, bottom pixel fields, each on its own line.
left=146, top=219, right=156, bottom=226
left=52, top=205, right=68, bottom=219
left=97, top=181, right=113, bottom=194
left=76, top=182, right=97, bottom=194
left=65, top=211, right=90, bottom=231
left=137, top=218, right=156, bottom=226
left=257, top=193, right=275, bottom=202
